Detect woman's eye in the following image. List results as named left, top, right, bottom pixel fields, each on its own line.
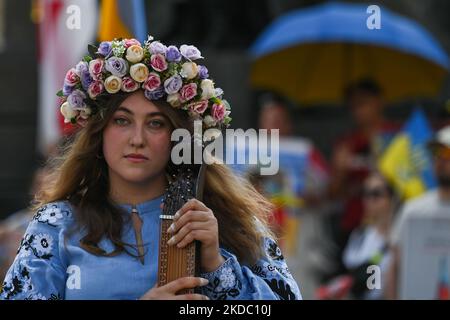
left=148, top=120, right=165, bottom=128
left=114, top=118, right=129, bottom=126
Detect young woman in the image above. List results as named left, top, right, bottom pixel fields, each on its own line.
left=0, top=37, right=301, bottom=300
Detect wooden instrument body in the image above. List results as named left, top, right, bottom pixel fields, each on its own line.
left=157, top=164, right=206, bottom=293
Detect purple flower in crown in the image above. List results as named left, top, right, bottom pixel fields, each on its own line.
left=215, top=87, right=224, bottom=98
left=105, top=57, right=128, bottom=77
left=63, top=84, right=74, bottom=96
left=164, top=75, right=183, bottom=94
left=67, top=89, right=87, bottom=110
left=75, top=61, right=89, bottom=76
left=145, top=86, right=165, bottom=100
left=80, top=70, right=94, bottom=90
left=149, top=41, right=167, bottom=55
left=166, top=45, right=182, bottom=62
left=198, top=65, right=209, bottom=79
left=97, top=41, right=112, bottom=57
left=180, top=45, right=203, bottom=61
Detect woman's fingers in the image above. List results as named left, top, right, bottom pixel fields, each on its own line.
left=174, top=198, right=210, bottom=219
left=168, top=210, right=212, bottom=234
left=167, top=221, right=210, bottom=246
left=163, top=276, right=209, bottom=294
left=174, top=229, right=211, bottom=249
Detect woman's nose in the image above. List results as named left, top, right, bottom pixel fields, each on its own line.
left=129, top=125, right=145, bottom=148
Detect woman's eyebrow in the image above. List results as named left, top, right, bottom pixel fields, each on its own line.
left=116, top=106, right=166, bottom=118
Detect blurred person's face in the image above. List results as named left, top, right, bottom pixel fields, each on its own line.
left=348, top=92, right=383, bottom=128
left=102, top=91, right=172, bottom=188
left=433, top=146, right=450, bottom=188
left=258, top=104, right=293, bottom=136
left=362, top=175, right=392, bottom=222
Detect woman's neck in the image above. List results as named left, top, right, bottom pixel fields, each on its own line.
left=373, top=211, right=392, bottom=236
left=109, top=173, right=168, bottom=205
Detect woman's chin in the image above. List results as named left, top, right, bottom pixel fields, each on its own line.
left=119, top=169, right=164, bottom=185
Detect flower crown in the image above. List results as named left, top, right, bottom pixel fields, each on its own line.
left=58, top=36, right=232, bottom=129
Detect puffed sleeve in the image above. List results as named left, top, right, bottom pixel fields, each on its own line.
left=200, top=237, right=302, bottom=300
left=0, top=202, right=71, bottom=300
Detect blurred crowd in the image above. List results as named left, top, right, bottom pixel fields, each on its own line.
left=1, top=78, right=450, bottom=300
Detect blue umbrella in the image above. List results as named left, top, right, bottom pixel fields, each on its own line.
left=250, top=2, right=449, bottom=105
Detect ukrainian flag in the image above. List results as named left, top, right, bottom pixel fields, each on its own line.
left=98, top=0, right=147, bottom=42
left=379, top=108, right=437, bottom=199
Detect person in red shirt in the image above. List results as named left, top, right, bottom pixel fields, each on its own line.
left=329, top=79, right=399, bottom=249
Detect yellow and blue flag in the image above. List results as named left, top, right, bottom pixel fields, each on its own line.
left=379, top=108, right=437, bottom=199
left=98, top=0, right=147, bottom=42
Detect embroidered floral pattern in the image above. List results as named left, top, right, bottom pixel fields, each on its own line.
left=33, top=203, right=70, bottom=227
left=264, top=278, right=297, bottom=300
left=218, top=267, right=236, bottom=289
left=201, top=259, right=242, bottom=300
left=265, top=238, right=284, bottom=261
left=0, top=266, right=29, bottom=299
left=0, top=262, right=58, bottom=300
left=17, top=233, right=54, bottom=260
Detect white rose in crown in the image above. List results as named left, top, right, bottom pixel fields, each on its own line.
left=125, top=45, right=144, bottom=63
left=180, top=62, right=198, bottom=80
left=79, top=107, right=92, bottom=119
left=200, top=79, right=216, bottom=100
left=167, top=93, right=181, bottom=107
left=60, top=102, right=78, bottom=123
left=130, top=63, right=149, bottom=83
left=203, top=115, right=217, bottom=128
left=104, top=75, right=122, bottom=93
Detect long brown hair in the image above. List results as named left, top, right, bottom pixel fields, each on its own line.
left=35, top=91, right=274, bottom=265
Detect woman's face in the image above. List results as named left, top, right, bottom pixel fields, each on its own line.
left=102, top=91, right=172, bottom=187
left=362, top=175, right=392, bottom=222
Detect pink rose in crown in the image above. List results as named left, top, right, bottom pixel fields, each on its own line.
left=121, top=77, right=139, bottom=92
left=189, top=100, right=208, bottom=114
left=124, top=38, right=141, bottom=48
left=143, top=72, right=161, bottom=91
left=64, top=68, right=79, bottom=86
left=212, top=103, right=226, bottom=121
left=89, top=59, right=105, bottom=81
left=87, top=81, right=104, bottom=99
left=150, top=53, right=168, bottom=72
left=179, top=83, right=197, bottom=102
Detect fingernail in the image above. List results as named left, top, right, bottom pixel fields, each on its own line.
left=204, top=296, right=210, bottom=300
left=167, top=236, right=175, bottom=245
left=167, top=223, right=175, bottom=233
left=174, top=211, right=180, bottom=219
left=201, top=278, right=209, bottom=286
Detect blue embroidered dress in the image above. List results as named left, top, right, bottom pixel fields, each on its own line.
left=0, top=195, right=301, bottom=300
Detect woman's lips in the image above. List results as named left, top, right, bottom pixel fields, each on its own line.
left=125, top=154, right=149, bottom=163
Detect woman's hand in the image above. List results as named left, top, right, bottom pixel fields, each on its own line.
left=140, top=277, right=210, bottom=300
left=167, top=198, right=225, bottom=273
